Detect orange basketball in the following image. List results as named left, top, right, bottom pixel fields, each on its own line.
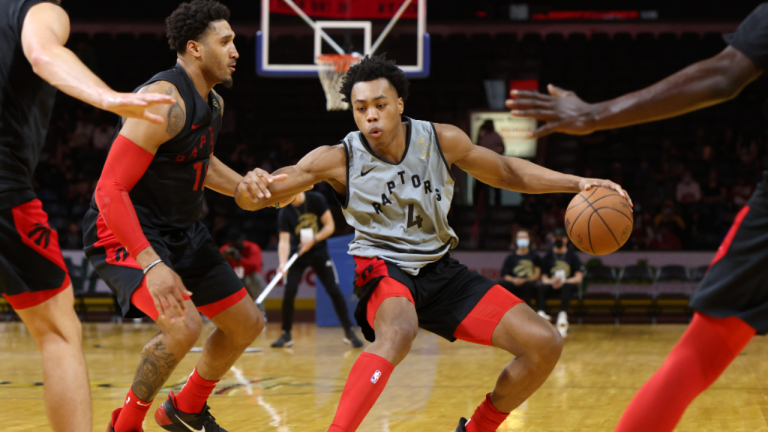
left=564, top=186, right=633, bottom=255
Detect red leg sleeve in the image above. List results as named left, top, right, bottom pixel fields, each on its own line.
left=615, top=312, right=756, bottom=432
left=94, top=135, right=154, bottom=258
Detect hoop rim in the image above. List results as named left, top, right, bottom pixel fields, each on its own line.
left=316, top=53, right=361, bottom=63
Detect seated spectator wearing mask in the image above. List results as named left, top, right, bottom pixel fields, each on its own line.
left=498, top=229, right=540, bottom=305
left=538, top=228, right=584, bottom=338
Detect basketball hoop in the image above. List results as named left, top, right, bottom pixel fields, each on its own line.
left=317, top=54, right=360, bottom=111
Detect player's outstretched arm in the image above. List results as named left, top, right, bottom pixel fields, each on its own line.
left=437, top=123, right=632, bottom=206
left=21, top=3, right=174, bottom=124
left=236, top=145, right=347, bottom=211
left=506, top=46, right=761, bottom=137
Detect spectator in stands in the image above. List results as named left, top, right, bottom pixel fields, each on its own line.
left=649, top=223, right=683, bottom=250
left=731, top=176, right=754, bottom=208
left=220, top=228, right=267, bottom=313
left=538, top=228, right=583, bottom=338
left=676, top=171, right=701, bottom=204
left=498, top=228, right=540, bottom=305
left=654, top=200, right=686, bottom=236
left=702, top=170, right=727, bottom=205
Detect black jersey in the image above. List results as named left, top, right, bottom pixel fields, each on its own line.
left=89, top=64, right=222, bottom=231
left=0, top=0, right=60, bottom=211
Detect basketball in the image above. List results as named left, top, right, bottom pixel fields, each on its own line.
left=564, top=186, right=633, bottom=255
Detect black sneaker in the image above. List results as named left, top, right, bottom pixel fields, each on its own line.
left=454, top=417, right=468, bottom=431
left=154, top=391, right=227, bottom=432
left=271, top=331, right=293, bottom=348
left=343, top=329, right=364, bottom=348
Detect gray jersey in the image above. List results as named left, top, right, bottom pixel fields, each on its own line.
left=338, top=117, right=458, bottom=275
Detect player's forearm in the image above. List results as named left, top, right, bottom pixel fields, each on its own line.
left=29, top=44, right=115, bottom=110
left=500, top=157, right=582, bottom=194
left=588, top=53, right=756, bottom=131
left=206, top=156, right=241, bottom=197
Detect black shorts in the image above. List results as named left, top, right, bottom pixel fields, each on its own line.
left=353, top=254, right=522, bottom=343
left=0, top=199, right=70, bottom=309
left=690, top=174, right=768, bottom=335
left=83, top=210, right=244, bottom=319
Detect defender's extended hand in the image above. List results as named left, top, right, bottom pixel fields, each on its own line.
left=506, top=84, right=595, bottom=138
left=145, top=263, right=192, bottom=323
left=239, top=168, right=288, bottom=200
left=102, top=91, right=176, bottom=125
left=578, top=178, right=633, bottom=209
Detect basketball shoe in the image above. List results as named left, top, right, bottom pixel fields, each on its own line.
left=271, top=330, right=293, bottom=348
left=454, top=417, right=468, bottom=431
left=343, top=328, right=364, bottom=348
left=155, top=391, right=227, bottom=432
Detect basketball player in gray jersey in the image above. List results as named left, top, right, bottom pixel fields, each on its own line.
left=239, top=55, right=631, bottom=432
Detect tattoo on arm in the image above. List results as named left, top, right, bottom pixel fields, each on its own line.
left=131, top=338, right=181, bottom=401
left=166, top=101, right=184, bottom=136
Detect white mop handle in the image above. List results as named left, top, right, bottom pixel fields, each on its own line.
left=256, top=252, right=299, bottom=304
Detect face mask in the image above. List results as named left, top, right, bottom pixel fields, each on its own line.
left=554, top=239, right=564, bottom=248
left=516, top=239, right=530, bottom=248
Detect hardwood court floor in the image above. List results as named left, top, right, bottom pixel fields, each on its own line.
left=1, top=321, right=767, bottom=431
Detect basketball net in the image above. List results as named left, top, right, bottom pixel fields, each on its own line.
left=317, top=54, right=360, bottom=111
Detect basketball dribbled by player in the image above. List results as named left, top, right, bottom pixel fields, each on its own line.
left=241, top=54, right=632, bottom=432
left=81, top=2, right=284, bottom=431
left=0, top=1, right=176, bottom=431
left=508, top=5, right=768, bottom=431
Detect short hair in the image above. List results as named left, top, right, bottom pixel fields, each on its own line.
left=339, top=54, right=409, bottom=104
left=516, top=228, right=530, bottom=238
left=166, top=0, right=231, bottom=54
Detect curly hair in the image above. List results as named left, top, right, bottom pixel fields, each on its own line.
left=166, top=0, right=231, bottom=53
left=339, top=54, right=409, bottom=104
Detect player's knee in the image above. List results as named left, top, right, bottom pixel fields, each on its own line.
left=234, top=310, right=264, bottom=346
left=169, top=313, right=203, bottom=347
left=532, top=325, right=562, bottom=369
left=378, top=323, right=417, bottom=353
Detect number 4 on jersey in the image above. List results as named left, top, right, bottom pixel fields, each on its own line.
left=406, top=203, right=423, bottom=229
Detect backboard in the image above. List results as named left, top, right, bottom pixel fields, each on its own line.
left=256, top=0, right=429, bottom=78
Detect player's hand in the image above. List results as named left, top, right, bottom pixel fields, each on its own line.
left=298, top=238, right=316, bottom=256
left=506, top=84, right=596, bottom=138
left=101, top=91, right=176, bottom=125
left=578, top=178, right=633, bottom=209
left=145, top=262, right=192, bottom=323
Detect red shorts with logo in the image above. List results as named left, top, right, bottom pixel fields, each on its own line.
left=0, top=199, right=71, bottom=309
left=354, top=255, right=524, bottom=345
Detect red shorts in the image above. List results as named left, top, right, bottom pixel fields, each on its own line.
left=131, top=281, right=247, bottom=321
left=0, top=199, right=71, bottom=309
left=357, top=255, right=524, bottom=346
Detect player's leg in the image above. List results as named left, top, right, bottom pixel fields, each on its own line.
left=14, top=286, right=91, bottom=432
left=114, top=284, right=202, bottom=432
left=328, top=279, right=418, bottom=432
left=614, top=312, right=754, bottom=432
left=1, top=199, right=91, bottom=432
left=615, top=195, right=767, bottom=431
left=453, top=285, right=562, bottom=432
left=167, top=295, right=263, bottom=417
left=273, top=261, right=307, bottom=347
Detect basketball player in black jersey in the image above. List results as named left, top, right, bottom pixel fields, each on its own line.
left=0, top=1, right=176, bottom=431
left=509, top=5, right=768, bottom=431
left=81, top=2, right=283, bottom=431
